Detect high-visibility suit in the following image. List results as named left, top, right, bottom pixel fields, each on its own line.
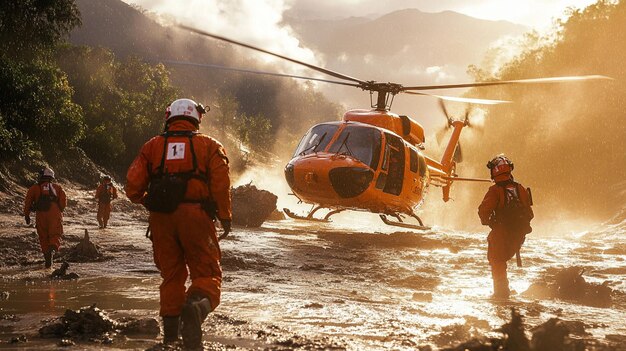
left=478, top=179, right=533, bottom=297
left=23, top=181, right=67, bottom=254
left=125, top=119, right=231, bottom=317
left=95, top=180, right=118, bottom=228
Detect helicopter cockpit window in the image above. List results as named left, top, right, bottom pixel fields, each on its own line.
left=293, top=124, right=339, bottom=157
left=328, top=125, right=382, bottom=169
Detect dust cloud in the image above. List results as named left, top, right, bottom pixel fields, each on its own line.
left=430, top=2, right=626, bottom=234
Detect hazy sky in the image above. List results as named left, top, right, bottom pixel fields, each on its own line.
left=129, top=0, right=599, bottom=28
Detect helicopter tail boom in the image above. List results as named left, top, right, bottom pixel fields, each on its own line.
left=440, top=120, right=465, bottom=174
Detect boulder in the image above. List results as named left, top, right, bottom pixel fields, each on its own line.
left=231, top=184, right=277, bottom=227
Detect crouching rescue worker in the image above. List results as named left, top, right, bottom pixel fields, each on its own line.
left=95, top=175, right=118, bottom=228
left=23, top=168, right=67, bottom=268
left=478, top=155, right=533, bottom=299
left=125, top=98, right=232, bottom=349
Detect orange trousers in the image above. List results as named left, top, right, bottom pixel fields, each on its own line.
left=487, top=224, right=525, bottom=293
left=35, top=209, right=63, bottom=253
left=97, top=203, right=112, bottom=227
left=149, top=204, right=222, bottom=317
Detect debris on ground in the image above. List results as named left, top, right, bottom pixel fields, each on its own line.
left=50, top=262, right=79, bottom=280
left=63, top=229, right=104, bottom=262
left=231, top=184, right=277, bottom=227
left=39, top=304, right=159, bottom=342
left=522, top=266, right=613, bottom=307
left=440, top=309, right=620, bottom=351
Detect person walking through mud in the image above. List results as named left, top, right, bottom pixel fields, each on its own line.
left=23, top=168, right=67, bottom=269
left=95, top=175, right=117, bottom=229
left=125, top=98, right=232, bottom=349
left=478, top=155, right=533, bottom=299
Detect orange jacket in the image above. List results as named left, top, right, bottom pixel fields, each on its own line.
left=23, top=182, right=67, bottom=216
left=95, top=182, right=118, bottom=203
left=478, top=181, right=533, bottom=226
left=125, top=120, right=232, bottom=220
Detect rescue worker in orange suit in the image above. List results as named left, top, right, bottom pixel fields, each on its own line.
left=95, top=175, right=118, bottom=228
left=478, top=155, right=533, bottom=299
left=23, top=168, right=67, bottom=268
left=125, top=98, right=231, bottom=349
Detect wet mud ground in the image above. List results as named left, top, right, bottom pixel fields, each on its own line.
left=1, top=189, right=625, bottom=350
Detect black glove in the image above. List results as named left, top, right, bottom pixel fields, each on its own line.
left=25, top=215, right=31, bottom=225
left=218, top=219, right=231, bottom=240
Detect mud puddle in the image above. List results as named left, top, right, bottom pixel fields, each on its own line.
left=1, top=191, right=625, bottom=350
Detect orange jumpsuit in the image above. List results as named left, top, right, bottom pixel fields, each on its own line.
left=125, top=120, right=231, bottom=317
left=95, top=182, right=118, bottom=228
left=23, top=182, right=67, bottom=254
left=478, top=180, right=533, bottom=295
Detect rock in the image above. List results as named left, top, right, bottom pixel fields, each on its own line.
left=267, top=209, right=285, bottom=221
left=64, top=229, right=103, bottom=262
left=522, top=267, right=612, bottom=307
left=497, top=309, right=530, bottom=351
left=0, top=291, right=9, bottom=300
left=530, top=318, right=571, bottom=351
left=50, top=262, right=79, bottom=280
left=39, top=304, right=119, bottom=339
left=231, top=184, right=277, bottom=227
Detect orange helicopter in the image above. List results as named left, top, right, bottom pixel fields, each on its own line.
left=173, top=25, right=609, bottom=230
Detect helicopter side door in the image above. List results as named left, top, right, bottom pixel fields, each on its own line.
left=375, top=133, right=405, bottom=196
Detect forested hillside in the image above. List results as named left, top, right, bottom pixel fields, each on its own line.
left=461, top=0, right=625, bottom=222
left=0, top=0, right=342, bottom=189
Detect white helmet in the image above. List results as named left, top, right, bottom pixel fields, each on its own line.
left=39, top=167, right=55, bottom=179
left=165, top=98, right=207, bottom=123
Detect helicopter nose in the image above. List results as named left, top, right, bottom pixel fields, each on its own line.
left=328, top=167, right=374, bottom=198
left=285, top=156, right=373, bottom=200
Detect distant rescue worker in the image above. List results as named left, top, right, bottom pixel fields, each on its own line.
left=95, top=175, right=118, bottom=228
left=478, top=155, right=534, bottom=299
left=125, top=98, right=232, bottom=349
left=23, top=168, right=67, bottom=268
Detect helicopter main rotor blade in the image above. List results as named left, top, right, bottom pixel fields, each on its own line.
left=402, top=75, right=612, bottom=91
left=177, top=24, right=367, bottom=85
left=162, top=60, right=362, bottom=88
left=405, top=91, right=511, bottom=105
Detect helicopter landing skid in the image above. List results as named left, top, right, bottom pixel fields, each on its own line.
left=283, top=207, right=344, bottom=222
left=379, top=214, right=430, bottom=231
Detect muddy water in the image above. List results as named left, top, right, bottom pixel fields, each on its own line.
left=1, top=207, right=625, bottom=350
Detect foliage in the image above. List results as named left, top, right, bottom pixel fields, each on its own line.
left=0, top=57, right=84, bottom=161
left=0, top=0, right=81, bottom=60
left=56, top=46, right=179, bottom=173
left=464, top=0, right=626, bottom=219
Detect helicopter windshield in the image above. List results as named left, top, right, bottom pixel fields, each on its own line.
left=293, top=123, right=339, bottom=157
left=328, top=125, right=382, bottom=169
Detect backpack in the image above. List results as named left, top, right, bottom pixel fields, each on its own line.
left=496, top=183, right=532, bottom=235
left=144, top=131, right=208, bottom=213
left=99, top=184, right=113, bottom=204
left=34, top=183, right=58, bottom=211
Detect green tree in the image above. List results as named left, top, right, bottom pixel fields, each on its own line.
left=0, top=0, right=81, bottom=60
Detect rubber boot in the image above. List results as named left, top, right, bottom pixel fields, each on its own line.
left=181, top=296, right=212, bottom=350
left=43, top=250, right=52, bottom=269
left=162, top=316, right=180, bottom=344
